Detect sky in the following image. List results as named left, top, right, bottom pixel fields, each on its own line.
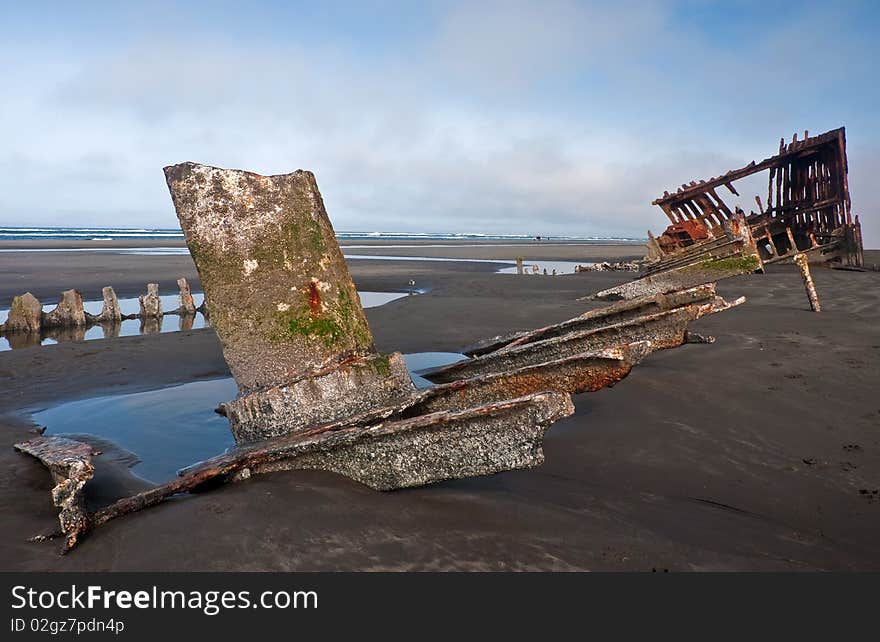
left=0, top=0, right=877, bottom=244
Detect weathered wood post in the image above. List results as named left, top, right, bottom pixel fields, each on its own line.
left=164, top=162, right=415, bottom=442
left=794, top=253, right=821, bottom=312
left=43, top=289, right=87, bottom=328
left=97, top=286, right=122, bottom=323
left=176, top=277, right=196, bottom=315
left=516, top=257, right=523, bottom=275
left=138, top=283, right=162, bottom=318
left=6, top=293, right=43, bottom=333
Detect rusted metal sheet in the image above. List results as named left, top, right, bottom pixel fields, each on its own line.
left=423, top=294, right=744, bottom=384
left=466, top=283, right=721, bottom=356
left=593, top=214, right=762, bottom=300
left=416, top=343, right=653, bottom=409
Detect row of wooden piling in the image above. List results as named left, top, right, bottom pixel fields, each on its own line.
left=0, top=277, right=203, bottom=337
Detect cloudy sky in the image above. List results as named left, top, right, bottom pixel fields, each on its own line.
left=1, top=0, right=877, bottom=243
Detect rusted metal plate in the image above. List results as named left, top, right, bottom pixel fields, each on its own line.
left=466, top=283, right=720, bottom=356
left=416, top=343, right=653, bottom=410
left=423, top=295, right=744, bottom=384
left=593, top=214, right=762, bottom=301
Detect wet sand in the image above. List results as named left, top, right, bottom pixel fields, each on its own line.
left=1, top=245, right=879, bottom=571
left=0, top=239, right=643, bottom=305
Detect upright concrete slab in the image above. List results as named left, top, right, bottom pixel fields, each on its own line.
left=164, top=162, right=414, bottom=442
left=165, top=163, right=376, bottom=393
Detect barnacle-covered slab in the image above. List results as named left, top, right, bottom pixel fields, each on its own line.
left=181, top=391, right=574, bottom=491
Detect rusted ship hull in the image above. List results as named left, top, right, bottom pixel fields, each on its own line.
left=423, top=296, right=743, bottom=384
left=465, top=283, right=721, bottom=356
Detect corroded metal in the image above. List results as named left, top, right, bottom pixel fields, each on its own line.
left=224, top=352, right=416, bottom=443
left=594, top=127, right=864, bottom=302
left=164, top=163, right=415, bottom=442
left=467, top=283, right=720, bottom=356
left=14, top=436, right=95, bottom=553
left=16, top=392, right=573, bottom=551
left=651, top=127, right=862, bottom=268
left=94, top=286, right=122, bottom=323
left=0, top=281, right=205, bottom=347
left=424, top=295, right=743, bottom=384
left=416, top=343, right=652, bottom=411
left=16, top=162, right=752, bottom=553
left=593, top=214, right=762, bottom=300
left=175, top=277, right=197, bottom=315
left=164, top=163, right=376, bottom=394
left=189, top=391, right=575, bottom=491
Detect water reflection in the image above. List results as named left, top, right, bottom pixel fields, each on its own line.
left=0, top=291, right=410, bottom=352
left=6, top=331, right=41, bottom=350
left=140, top=317, right=162, bottom=335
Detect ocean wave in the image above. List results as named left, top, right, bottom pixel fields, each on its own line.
left=0, top=226, right=645, bottom=242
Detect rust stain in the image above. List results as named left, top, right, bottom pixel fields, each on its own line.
left=307, top=281, right=321, bottom=316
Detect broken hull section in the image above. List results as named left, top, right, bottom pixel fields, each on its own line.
left=423, top=296, right=743, bottom=384
left=13, top=436, right=95, bottom=552
left=593, top=215, right=763, bottom=301
left=220, top=391, right=575, bottom=491
left=15, top=392, right=574, bottom=552
left=464, top=283, right=721, bottom=356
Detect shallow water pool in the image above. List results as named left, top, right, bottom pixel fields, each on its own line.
left=33, top=351, right=468, bottom=483
left=0, top=291, right=411, bottom=351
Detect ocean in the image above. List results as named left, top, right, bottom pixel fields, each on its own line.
left=0, top=227, right=643, bottom=243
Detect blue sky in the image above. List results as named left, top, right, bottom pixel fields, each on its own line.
left=1, top=0, right=877, bottom=243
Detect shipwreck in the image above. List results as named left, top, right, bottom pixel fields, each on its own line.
left=15, top=163, right=744, bottom=552
left=594, top=127, right=864, bottom=303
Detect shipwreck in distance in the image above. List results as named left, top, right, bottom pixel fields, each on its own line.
left=594, top=126, right=865, bottom=301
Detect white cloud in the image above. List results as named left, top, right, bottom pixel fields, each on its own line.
left=0, top=1, right=876, bottom=245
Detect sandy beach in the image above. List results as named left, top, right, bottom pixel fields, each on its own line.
left=1, top=242, right=878, bottom=571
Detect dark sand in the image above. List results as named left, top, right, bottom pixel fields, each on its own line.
left=1, top=244, right=878, bottom=571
